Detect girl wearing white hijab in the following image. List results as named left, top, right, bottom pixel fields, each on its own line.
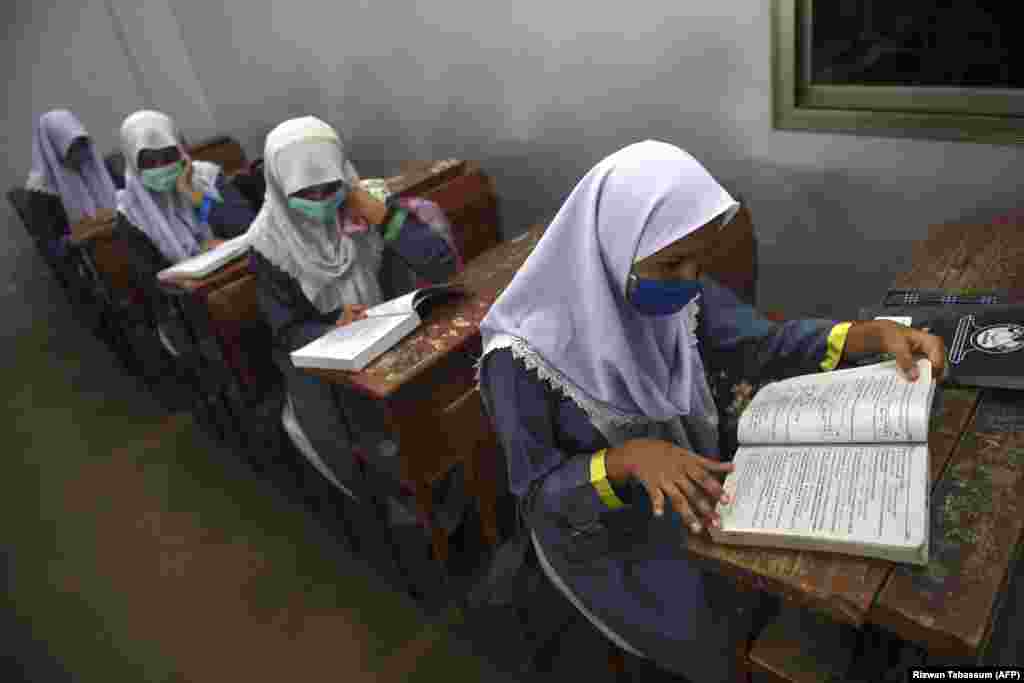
left=476, top=141, right=946, bottom=679
left=113, top=110, right=255, bottom=274
left=111, top=110, right=257, bottom=358
left=249, top=116, right=457, bottom=506
left=23, top=110, right=122, bottom=266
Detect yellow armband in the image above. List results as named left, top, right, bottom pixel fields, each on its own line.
left=590, top=449, right=625, bottom=510
left=821, top=322, right=853, bottom=371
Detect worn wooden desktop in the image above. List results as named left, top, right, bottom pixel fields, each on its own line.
left=735, top=212, right=1024, bottom=673
left=301, top=224, right=543, bottom=560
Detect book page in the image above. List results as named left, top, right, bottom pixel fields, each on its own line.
left=158, top=232, right=250, bottom=279
left=367, top=291, right=418, bottom=318
left=294, top=315, right=411, bottom=361
left=737, top=360, right=933, bottom=445
left=715, top=444, right=928, bottom=550
left=367, top=284, right=462, bottom=318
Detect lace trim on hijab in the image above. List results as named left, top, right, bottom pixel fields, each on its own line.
left=477, top=334, right=653, bottom=429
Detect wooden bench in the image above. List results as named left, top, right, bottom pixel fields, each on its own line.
left=746, top=607, right=858, bottom=683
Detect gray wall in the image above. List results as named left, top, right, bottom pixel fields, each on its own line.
left=2, top=1, right=146, bottom=341
left=5, top=0, right=1023, bottom=338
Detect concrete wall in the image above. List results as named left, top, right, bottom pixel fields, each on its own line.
left=4, top=0, right=1022, bottom=337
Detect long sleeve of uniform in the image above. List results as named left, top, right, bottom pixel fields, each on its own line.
left=247, top=248, right=364, bottom=491
left=248, top=249, right=337, bottom=352
left=478, top=347, right=756, bottom=683
left=480, top=349, right=638, bottom=562
left=699, top=276, right=850, bottom=381
left=384, top=213, right=456, bottom=284
left=206, top=174, right=256, bottom=239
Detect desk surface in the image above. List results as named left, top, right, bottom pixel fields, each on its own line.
left=306, top=224, right=545, bottom=399
left=687, top=212, right=1024, bottom=661
left=158, top=257, right=253, bottom=296
left=69, top=209, right=116, bottom=246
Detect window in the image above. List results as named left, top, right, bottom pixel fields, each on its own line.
left=773, top=0, right=1024, bottom=144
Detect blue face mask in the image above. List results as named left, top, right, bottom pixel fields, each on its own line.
left=627, top=272, right=702, bottom=316
left=288, top=186, right=347, bottom=224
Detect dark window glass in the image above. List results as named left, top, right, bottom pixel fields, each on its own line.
left=811, top=3, right=1020, bottom=88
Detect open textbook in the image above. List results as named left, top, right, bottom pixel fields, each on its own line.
left=709, top=359, right=935, bottom=565
left=290, top=284, right=464, bottom=372
left=157, top=232, right=252, bottom=281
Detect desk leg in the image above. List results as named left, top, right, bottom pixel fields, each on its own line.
left=414, top=480, right=449, bottom=564
left=476, top=444, right=500, bottom=548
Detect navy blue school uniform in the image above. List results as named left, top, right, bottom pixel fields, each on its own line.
left=248, top=212, right=455, bottom=491
left=479, top=277, right=854, bottom=680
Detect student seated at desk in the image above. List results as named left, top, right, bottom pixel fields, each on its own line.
left=476, top=140, right=947, bottom=681
left=113, top=110, right=255, bottom=267
left=24, top=110, right=122, bottom=263
left=113, top=110, right=257, bottom=353
left=248, top=116, right=456, bottom=512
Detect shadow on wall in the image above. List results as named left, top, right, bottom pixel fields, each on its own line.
left=740, top=163, right=926, bottom=319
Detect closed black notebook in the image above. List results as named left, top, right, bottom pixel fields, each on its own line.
left=859, top=304, right=1024, bottom=390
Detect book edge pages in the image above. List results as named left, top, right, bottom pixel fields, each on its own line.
left=706, top=527, right=928, bottom=566
left=289, top=313, right=420, bottom=372
left=710, top=444, right=930, bottom=566
left=157, top=234, right=250, bottom=280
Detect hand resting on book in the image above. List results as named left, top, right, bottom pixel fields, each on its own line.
left=336, top=304, right=369, bottom=327
left=605, top=438, right=735, bottom=535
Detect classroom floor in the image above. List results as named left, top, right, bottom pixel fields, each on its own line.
left=3, top=274, right=1021, bottom=682
left=0, top=275, right=631, bottom=682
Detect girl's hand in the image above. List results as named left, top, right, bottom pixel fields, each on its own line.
left=347, top=186, right=389, bottom=225
left=844, top=320, right=947, bottom=381
left=336, top=304, right=369, bottom=327
left=605, top=438, right=734, bottom=533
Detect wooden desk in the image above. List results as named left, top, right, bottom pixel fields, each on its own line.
left=309, top=206, right=1020, bottom=663
left=69, top=210, right=137, bottom=298
left=158, top=258, right=252, bottom=297
left=389, top=159, right=466, bottom=197
left=304, top=225, right=546, bottom=560
left=709, top=212, right=1024, bottom=668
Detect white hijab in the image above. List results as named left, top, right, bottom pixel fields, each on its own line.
left=249, top=116, right=384, bottom=313
left=116, top=110, right=221, bottom=263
